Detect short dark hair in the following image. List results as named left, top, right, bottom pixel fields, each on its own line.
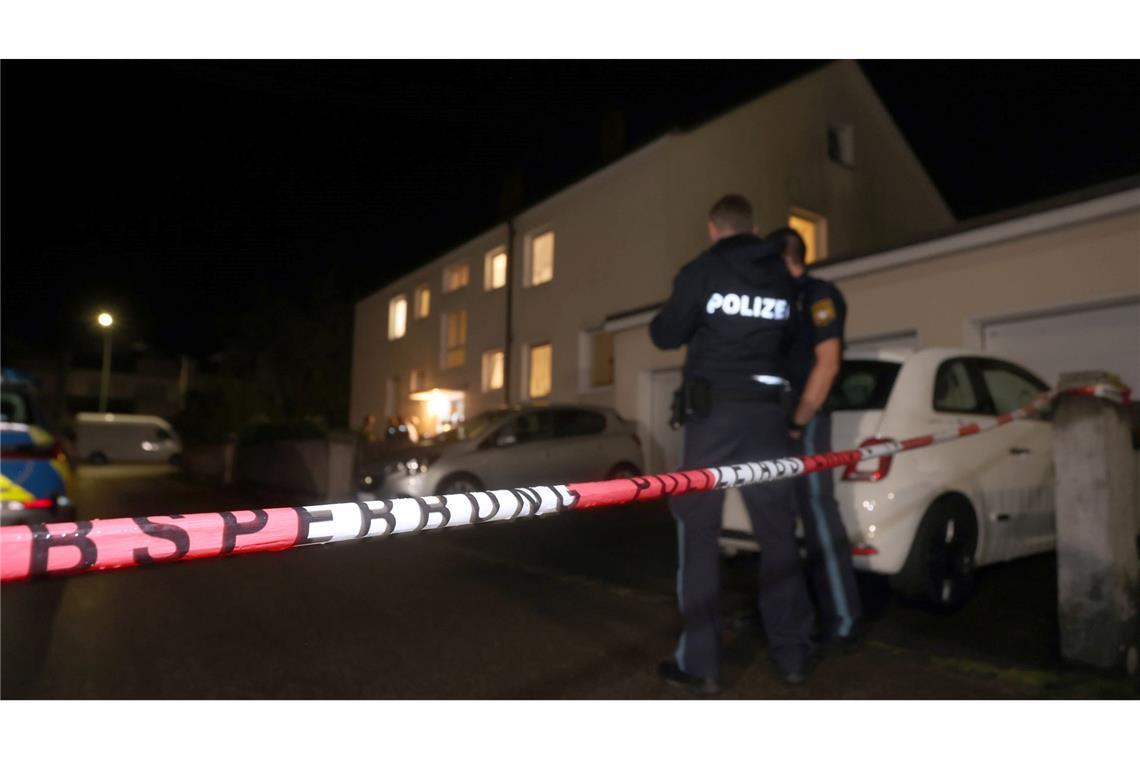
left=769, top=226, right=807, bottom=266
left=708, top=194, right=753, bottom=234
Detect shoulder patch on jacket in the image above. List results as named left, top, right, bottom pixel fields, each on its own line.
left=811, top=297, right=836, bottom=327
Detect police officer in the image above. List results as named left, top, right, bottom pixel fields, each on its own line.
left=650, top=195, right=814, bottom=693
left=770, top=226, right=863, bottom=650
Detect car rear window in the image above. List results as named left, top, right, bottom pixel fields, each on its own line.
left=827, top=360, right=902, bottom=411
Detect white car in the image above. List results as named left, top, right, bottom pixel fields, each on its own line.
left=721, top=347, right=1056, bottom=608
left=357, top=405, right=644, bottom=499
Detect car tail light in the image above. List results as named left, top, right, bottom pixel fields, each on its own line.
left=851, top=544, right=878, bottom=556
left=842, top=437, right=895, bottom=482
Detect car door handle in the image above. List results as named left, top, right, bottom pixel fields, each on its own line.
left=1009, top=447, right=1031, bottom=456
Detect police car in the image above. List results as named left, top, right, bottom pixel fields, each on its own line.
left=1, top=368, right=76, bottom=525
left=721, top=347, right=1062, bottom=609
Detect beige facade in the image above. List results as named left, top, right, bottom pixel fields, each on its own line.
left=352, top=61, right=954, bottom=433
left=352, top=224, right=509, bottom=431
left=826, top=192, right=1140, bottom=353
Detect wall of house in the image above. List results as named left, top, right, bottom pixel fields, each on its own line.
left=508, top=61, right=954, bottom=408
left=350, top=224, right=508, bottom=426
left=830, top=205, right=1139, bottom=350
left=352, top=61, right=956, bottom=429
left=658, top=61, right=954, bottom=266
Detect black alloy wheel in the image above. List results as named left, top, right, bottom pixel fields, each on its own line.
left=891, top=495, right=978, bottom=610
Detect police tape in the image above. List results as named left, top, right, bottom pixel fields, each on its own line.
left=0, top=383, right=1129, bottom=583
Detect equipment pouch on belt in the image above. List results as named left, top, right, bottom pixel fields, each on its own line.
left=669, top=378, right=712, bottom=429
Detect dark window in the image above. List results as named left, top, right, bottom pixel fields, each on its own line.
left=156, top=427, right=173, bottom=441
left=977, top=360, right=1048, bottom=416
left=554, top=409, right=606, bottom=438
left=498, top=411, right=554, bottom=445
left=827, top=360, right=901, bottom=411
left=827, top=123, right=855, bottom=167
left=933, top=359, right=984, bottom=414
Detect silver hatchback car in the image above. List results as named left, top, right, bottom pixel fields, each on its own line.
left=356, top=405, right=644, bottom=499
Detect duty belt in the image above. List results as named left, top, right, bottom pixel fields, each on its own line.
left=710, top=384, right=787, bottom=405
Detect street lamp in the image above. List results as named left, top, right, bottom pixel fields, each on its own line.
left=97, top=312, right=114, bottom=412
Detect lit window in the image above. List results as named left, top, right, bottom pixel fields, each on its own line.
left=528, top=343, right=552, bottom=398
left=414, top=284, right=431, bottom=319
left=788, top=209, right=828, bottom=265
left=409, top=369, right=424, bottom=392
left=442, top=262, right=470, bottom=293
left=388, top=295, right=407, bottom=340
left=527, top=230, right=554, bottom=286
left=442, top=310, right=467, bottom=369
left=482, top=350, right=504, bottom=391
left=484, top=248, right=508, bottom=290
left=590, top=331, right=614, bottom=387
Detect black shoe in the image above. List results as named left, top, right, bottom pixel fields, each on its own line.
left=657, top=660, right=721, bottom=696
left=837, top=632, right=863, bottom=654
left=812, top=624, right=864, bottom=655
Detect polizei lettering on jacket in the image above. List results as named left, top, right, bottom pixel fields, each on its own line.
left=705, top=293, right=790, bottom=320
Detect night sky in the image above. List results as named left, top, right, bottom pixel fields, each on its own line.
left=3, top=60, right=1139, bottom=362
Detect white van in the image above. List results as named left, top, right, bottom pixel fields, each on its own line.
left=74, top=413, right=182, bottom=464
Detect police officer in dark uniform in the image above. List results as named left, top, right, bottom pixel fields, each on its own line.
left=650, top=195, right=814, bottom=693
left=770, top=226, right=863, bottom=649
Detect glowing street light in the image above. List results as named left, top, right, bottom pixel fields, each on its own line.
left=97, top=312, right=114, bottom=412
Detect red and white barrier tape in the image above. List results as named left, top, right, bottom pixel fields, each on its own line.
left=0, top=384, right=1129, bottom=583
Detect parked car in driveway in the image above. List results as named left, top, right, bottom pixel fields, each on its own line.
left=1, top=368, right=76, bottom=525
left=721, top=347, right=1059, bottom=608
left=357, top=405, right=644, bottom=499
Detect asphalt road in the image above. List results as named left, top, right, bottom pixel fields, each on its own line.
left=2, top=465, right=1136, bottom=698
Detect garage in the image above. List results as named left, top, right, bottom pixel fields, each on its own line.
left=980, top=296, right=1140, bottom=390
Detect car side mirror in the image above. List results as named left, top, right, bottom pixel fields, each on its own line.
left=496, top=432, right=517, bottom=447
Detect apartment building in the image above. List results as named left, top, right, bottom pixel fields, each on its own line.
left=352, top=61, right=954, bottom=441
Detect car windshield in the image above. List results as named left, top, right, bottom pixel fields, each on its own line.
left=423, top=410, right=512, bottom=444
left=0, top=387, right=33, bottom=424
left=828, top=360, right=902, bottom=411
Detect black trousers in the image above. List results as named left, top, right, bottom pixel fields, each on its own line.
left=795, top=411, right=862, bottom=638
left=670, top=400, right=814, bottom=679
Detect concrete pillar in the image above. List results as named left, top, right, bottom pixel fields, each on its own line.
left=1053, top=371, right=1138, bottom=673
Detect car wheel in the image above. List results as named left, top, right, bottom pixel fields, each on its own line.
left=437, top=473, right=484, bottom=495
left=605, top=462, right=642, bottom=480
left=168, top=453, right=183, bottom=467
left=88, top=451, right=108, bottom=465
left=890, top=494, right=978, bottom=611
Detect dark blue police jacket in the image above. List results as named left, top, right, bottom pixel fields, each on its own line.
left=787, top=273, right=847, bottom=395
left=650, top=233, right=796, bottom=390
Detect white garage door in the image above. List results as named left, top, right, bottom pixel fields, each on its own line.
left=982, top=297, right=1140, bottom=391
